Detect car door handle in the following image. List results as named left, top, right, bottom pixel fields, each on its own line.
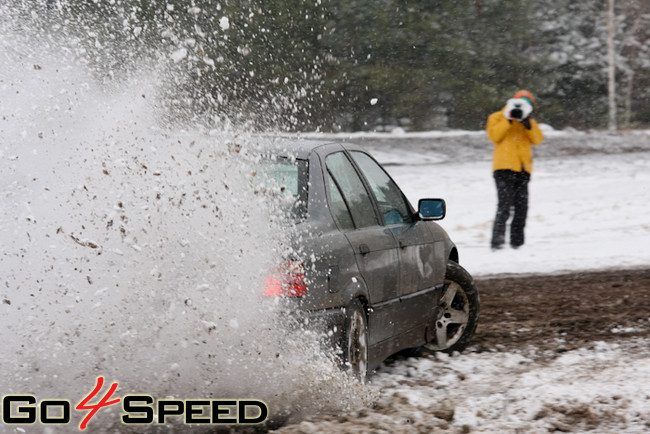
left=359, top=244, right=370, bottom=255
left=327, top=265, right=340, bottom=293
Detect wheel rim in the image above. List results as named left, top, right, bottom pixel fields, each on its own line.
left=347, top=309, right=368, bottom=381
left=426, top=280, right=470, bottom=351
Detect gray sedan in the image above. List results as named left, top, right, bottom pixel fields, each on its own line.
left=260, top=139, right=479, bottom=380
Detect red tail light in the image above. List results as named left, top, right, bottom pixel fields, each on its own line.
left=263, top=261, right=307, bottom=297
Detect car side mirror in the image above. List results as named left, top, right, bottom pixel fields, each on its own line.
left=418, top=198, right=446, bottom=221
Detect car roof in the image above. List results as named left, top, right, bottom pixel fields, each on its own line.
left=253, top=136, right=366, bottom=159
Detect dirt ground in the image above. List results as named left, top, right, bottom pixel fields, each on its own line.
left=472, top=267, right=650, bottom=356
left=269, top=268, right=650, bottom=433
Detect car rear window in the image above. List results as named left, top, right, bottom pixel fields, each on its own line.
left=259, top=156, right=309, bottom=221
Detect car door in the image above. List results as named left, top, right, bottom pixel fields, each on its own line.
left=324, top=151, right=401, bottom=346
left=348, top=150, right=439, bottom=339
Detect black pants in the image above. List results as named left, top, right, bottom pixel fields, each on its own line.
left=491, top=169, right=530, bottom=248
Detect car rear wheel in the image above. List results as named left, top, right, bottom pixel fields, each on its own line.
left=342, top=299, right=368, bottom=382
left=425, top=261, right=480, bottom=353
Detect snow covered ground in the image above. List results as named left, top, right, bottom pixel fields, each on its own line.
left=282, top=338, right=650, bottom=433
left=312, top=128, right=650, bottom=277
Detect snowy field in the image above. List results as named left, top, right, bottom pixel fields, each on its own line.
left=312, top=128, right=650, bottom=277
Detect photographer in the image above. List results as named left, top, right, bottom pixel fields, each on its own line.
left=486, top=90, right=544, bottom=250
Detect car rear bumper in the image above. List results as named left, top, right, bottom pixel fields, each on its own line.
left=267, top=299, right=347, bottom=361
left=276, top=304, right=346, bottom=355
left=304, top=307, right=346, bottom=350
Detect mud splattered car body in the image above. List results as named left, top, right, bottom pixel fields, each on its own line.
left=260, top=139, right=480, bottom=378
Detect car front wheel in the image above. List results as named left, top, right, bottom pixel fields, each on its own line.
left=425, top=261, right=480, bottom=353
left=342, top=299, right=368, bottom=382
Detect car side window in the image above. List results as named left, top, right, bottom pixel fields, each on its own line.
left=326, top=172, right=355, bottom=230
left=350, top=151, right=414, bottom=225
left=326, top=152, right=379, bottom=229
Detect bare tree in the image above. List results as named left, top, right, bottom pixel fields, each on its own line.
left=619, top=0, right=650, bottom=128
left=606, top=0, right=650, bottom=130
left=607, top=0, right=617, bottom=131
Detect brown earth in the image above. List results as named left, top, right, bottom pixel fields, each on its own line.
left=471, top=267, right=650, bottom=356
left=267, top=268, right=650, bottom=433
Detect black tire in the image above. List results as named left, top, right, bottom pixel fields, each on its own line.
left=425, top=261, right=480, bottom=353
left=342, top=299, right=369, bottom=382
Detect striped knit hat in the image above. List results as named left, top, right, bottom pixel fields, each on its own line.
left=513, top=90, right=535, bottom=106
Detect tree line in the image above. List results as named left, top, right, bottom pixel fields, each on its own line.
left=28, top=0, right=650, bottom=132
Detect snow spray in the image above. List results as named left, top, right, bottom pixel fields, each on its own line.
left=0, top=3, right=371, bottom=431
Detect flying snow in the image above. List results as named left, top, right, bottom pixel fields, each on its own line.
left=0, top=4, right=370, bottom=431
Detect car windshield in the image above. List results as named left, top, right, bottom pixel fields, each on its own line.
left=258, top=156, right=309, bottom=221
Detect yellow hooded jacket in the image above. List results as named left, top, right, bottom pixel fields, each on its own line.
left=486, top=107, right=544, bottom=174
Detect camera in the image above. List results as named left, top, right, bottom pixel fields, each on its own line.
left=510, top=105, right=523, bottom=120
left=505, top=98, right=532, bottom=121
